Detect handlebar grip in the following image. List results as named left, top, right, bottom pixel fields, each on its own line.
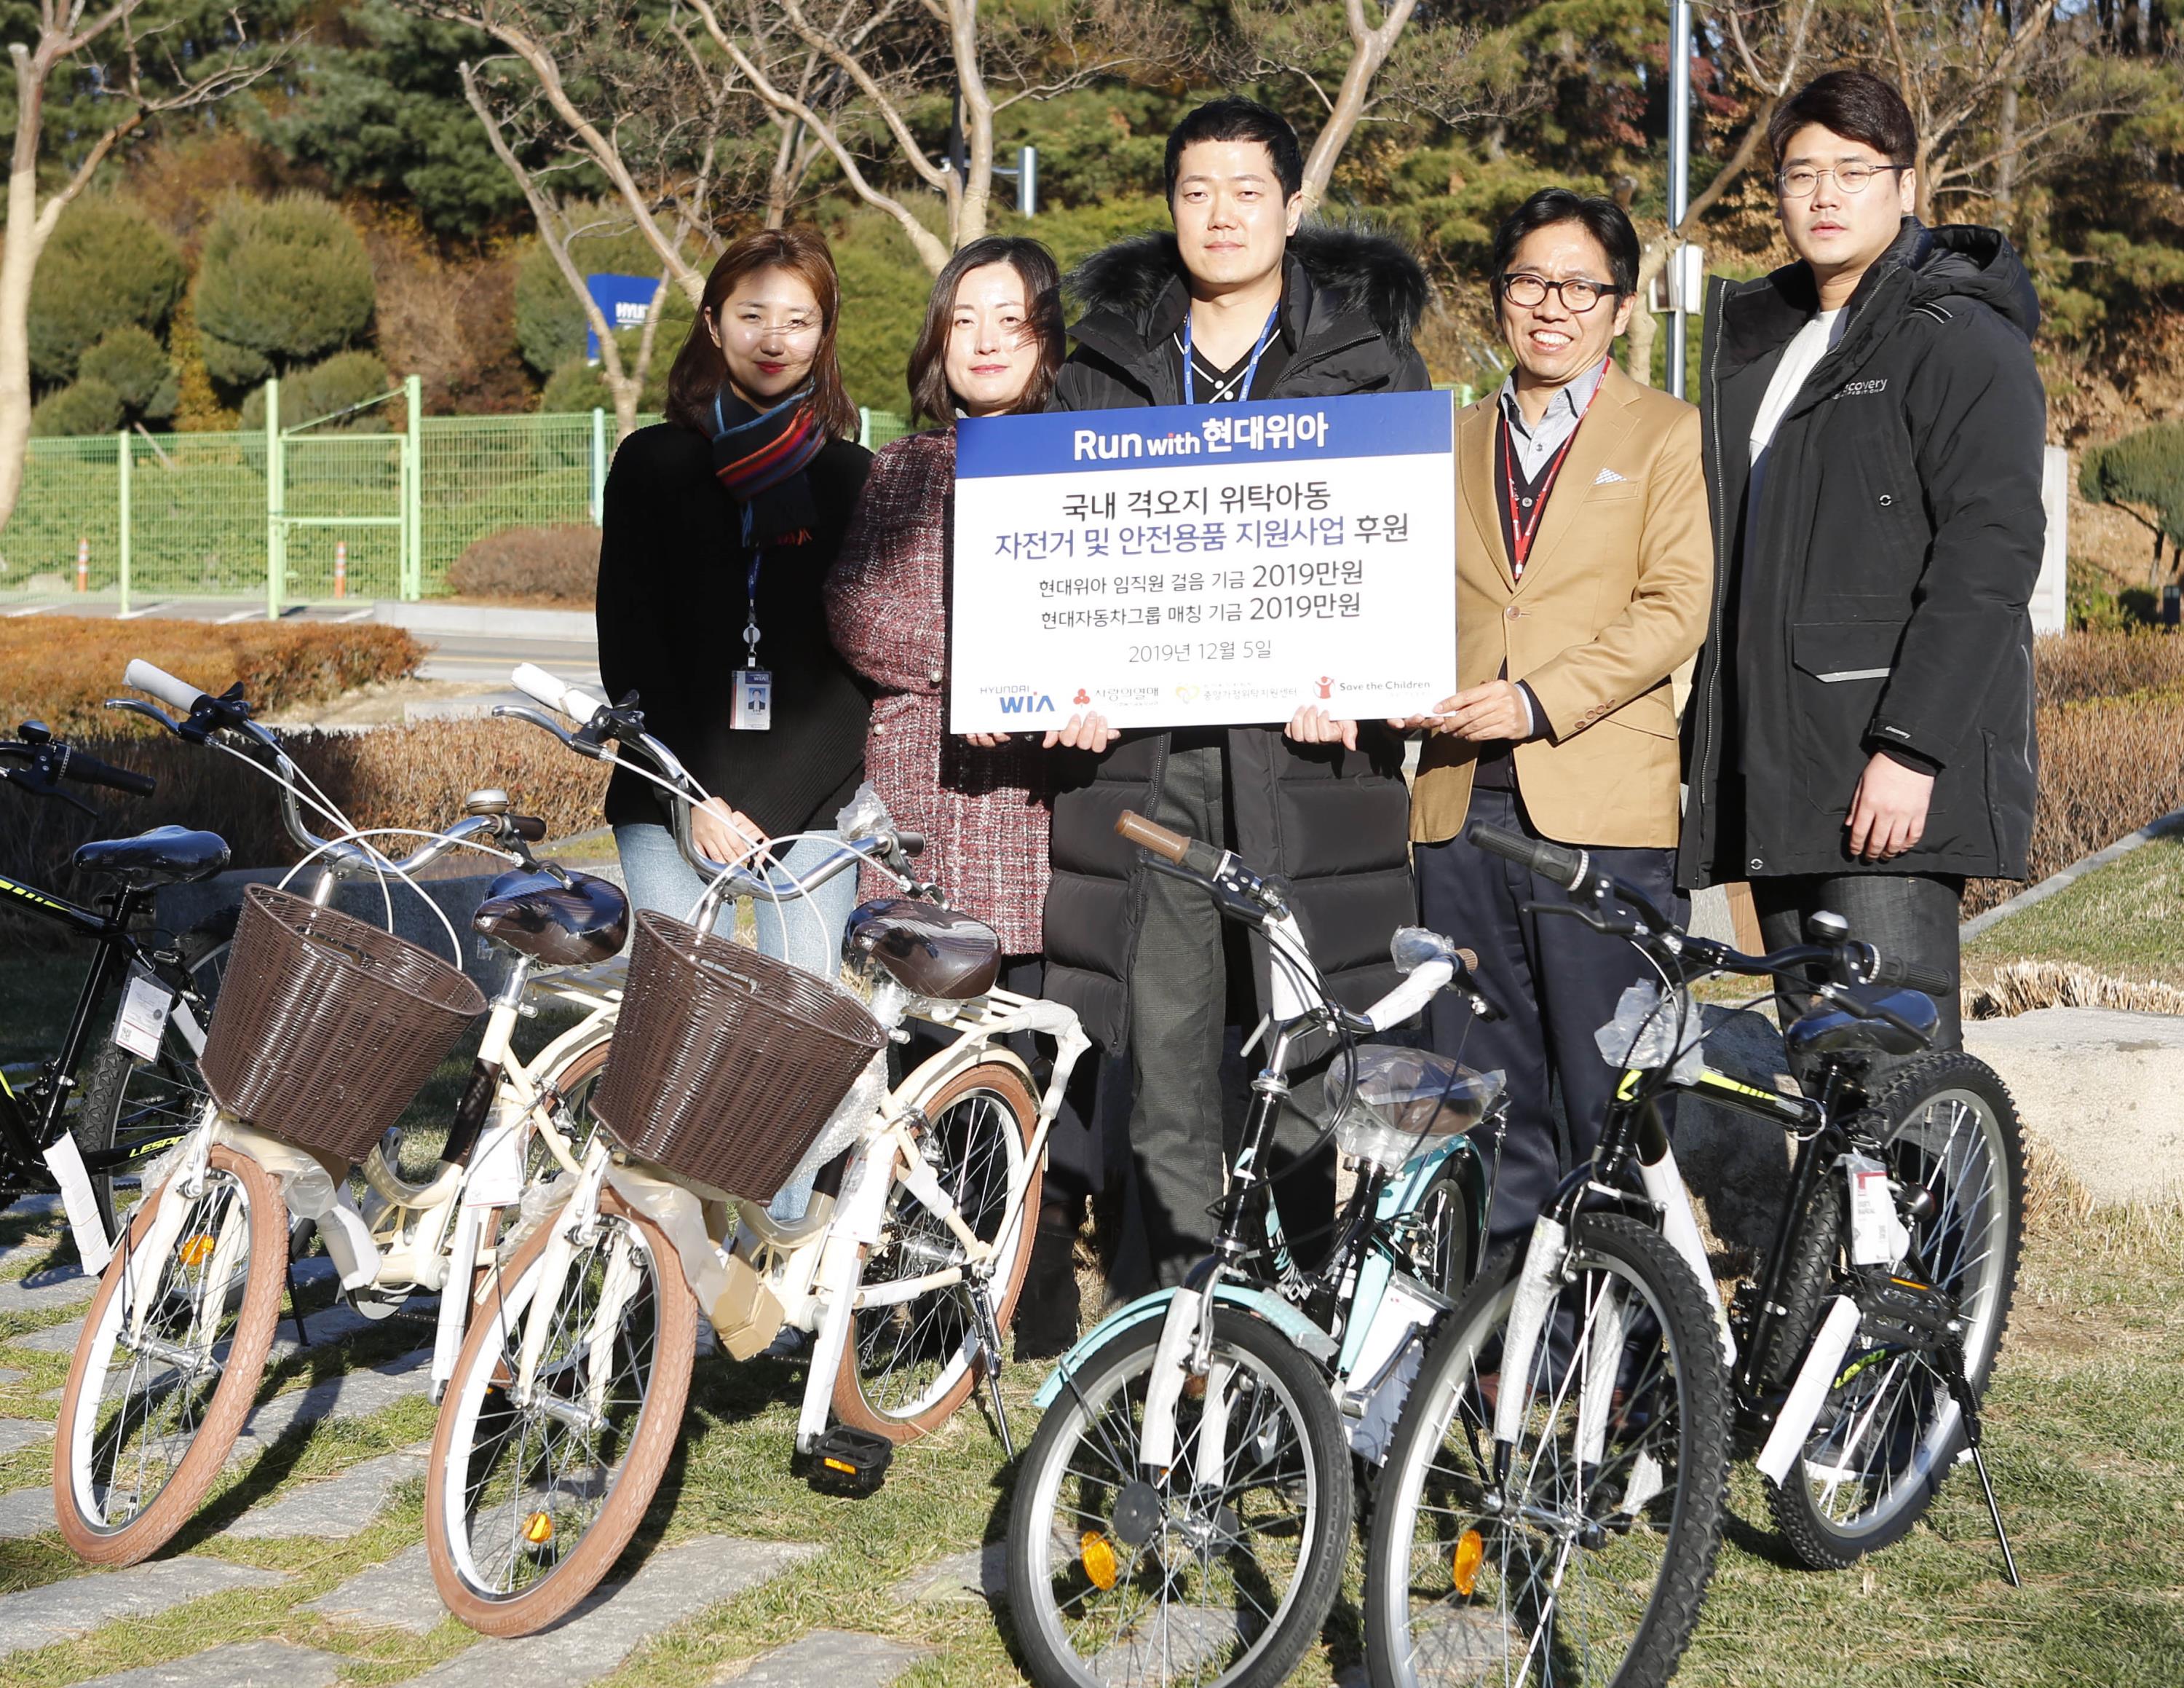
left=1464, top=820, right=1587, bottom=890
left=1868, top=951, right=1955, bottom=996
left=506, top=813, right=547, bottom=843
left=894, top=829, right=925, bottom=857
left=511, top=664, right=607, bottom=722
left=124, top=660, right=207, bottom=715
left=56, top=747, right=154, bottom=797
left=1116, top=809, right=1192, bottom=864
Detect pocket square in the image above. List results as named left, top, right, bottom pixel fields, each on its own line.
left=1592, top=467, right=1627, bottom=485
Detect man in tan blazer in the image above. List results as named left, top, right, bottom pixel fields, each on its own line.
left=1406, top=189, right=1712, bottom=1247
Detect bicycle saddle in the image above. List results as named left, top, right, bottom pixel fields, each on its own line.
left=72, top=825, right=230, bottom=887
left=844, top=897, right=1000, bottom=1001
left=1783, top=985, right=1939, bottom=1061
left=471, top=867, right=630, bottom=967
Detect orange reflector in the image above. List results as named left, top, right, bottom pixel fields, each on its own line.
left=1080, top=1530, right=1120, bottom=1590
left=823, top=1458, right=858, bottom=1475
left=178, top=1235, right=216, bottom=1268
left=1452, top=1528, right=1484, bottom=1596
left=522, top=1510, right=553, bottom=1545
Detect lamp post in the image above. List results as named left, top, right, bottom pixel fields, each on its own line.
left=1666, top=0, right=1693, bottom=398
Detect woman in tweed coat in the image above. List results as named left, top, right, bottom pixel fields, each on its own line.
left=826, top=235, right=1109, bottom=1357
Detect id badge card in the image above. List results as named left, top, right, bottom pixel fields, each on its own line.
left=731, top=667, right=773, bottom=731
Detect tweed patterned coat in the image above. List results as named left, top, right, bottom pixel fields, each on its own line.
left=826, top=426, right=1056, bottom=953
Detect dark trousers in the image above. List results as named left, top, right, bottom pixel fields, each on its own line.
left=1124, top=743, right=1333, bottom=1290
left=1417, top=786, right=1685, bottom=1250
left=1750, top=872, right=1964, bottom=1086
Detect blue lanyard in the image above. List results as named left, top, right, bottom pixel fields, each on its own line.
left=1182, top=304, right=1280, bottom=406
left=741, top=553, right=764, bottom=669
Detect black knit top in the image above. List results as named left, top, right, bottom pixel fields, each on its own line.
left=595, top=422, right=873, bottom=836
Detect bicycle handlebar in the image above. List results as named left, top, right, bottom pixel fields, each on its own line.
left=1865, top=949, right=1953, bottom=997
left=52, top=744, right=154, bottom=797
left=512, top=663, right=606, bottom=724
left=118, top=659, right=524, bottom=878
left=122, top=659, right=206, bottom=717
left=1117, top=808, right=1225, bottom=877
left=1465, top=820, right=1588, bottom=890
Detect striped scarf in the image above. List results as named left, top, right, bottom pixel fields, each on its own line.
left=710, top=384, right=824, bottom=545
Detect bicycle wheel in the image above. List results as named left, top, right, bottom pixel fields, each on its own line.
left=426, top=1185, right=696, bottom=1637
left=1006, top=1306, right=1353, bottom=1688
left=1763, top=1052, right=2025, bottom=1568
left=834, top=1061, right=1041, bottom=1441
left=1364, top=1215, right=1730, bottom=1688
left=1393, top=1158, right=1476, bottom=1301
left=73, top=920, right=230, bottom=1239
left=52, top=1143, right=286, bottom=1565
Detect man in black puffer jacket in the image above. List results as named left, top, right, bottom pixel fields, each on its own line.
left=1680, top=69, right=2044, bottom=1067
left=1040, top=97, right=1428, bottom=1291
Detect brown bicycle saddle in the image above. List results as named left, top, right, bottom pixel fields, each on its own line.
left=844, top=897, right=1000, bottom=1001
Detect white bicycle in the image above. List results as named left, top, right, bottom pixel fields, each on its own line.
left=52, top=658, right=625, bottom=1566
left=419, top=667, right=1091, bottom=1636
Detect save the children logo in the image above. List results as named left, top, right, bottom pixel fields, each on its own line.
left=1315, top=676, right=1334, bottom=699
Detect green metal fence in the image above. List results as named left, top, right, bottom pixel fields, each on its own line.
left=0, top=392, right=914, bottom=612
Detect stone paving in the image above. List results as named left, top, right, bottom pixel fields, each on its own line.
left=713, top=1629, right=930, bottom=1687
left=0, top=1486, right=54, bottom=1539
left=74, top=1638, right=343, bottom=1688
left=298, top=1542, right=443, bottom=1636
left=0, top=1261, right=95, bottom=1314
left=0, top=1558, right=288, bottom=1659
left=0, top=1417, right=52, bottom=1456
left=228, top=1445, right=432, bottom=1539
left=391, top=1535, right=823, bottom=1686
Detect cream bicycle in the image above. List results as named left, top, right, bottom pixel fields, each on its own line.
left=420, top=667, right=1091, bottom=1635
left=52, top=659, right=625, bottom=1565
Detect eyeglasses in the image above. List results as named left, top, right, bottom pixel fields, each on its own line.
left=1776, top=162, right=1908, bottom=198
left=1498, top=274, right=1621, bottom=312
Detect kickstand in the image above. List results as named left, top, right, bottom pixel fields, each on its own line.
left=285, top=1256, right=309, bottom=1349
left=1946, top=1354, right=2021, bottom=1587
left=968, top=1279, right=1015, bottom=1461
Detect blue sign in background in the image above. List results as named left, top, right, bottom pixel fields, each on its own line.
left=585, top=273, right=665, bottom=361
left=957, top=389, right=1455, bottom=478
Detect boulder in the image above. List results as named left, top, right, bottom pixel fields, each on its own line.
left=1962, top=1007, right=2184, bottom=1207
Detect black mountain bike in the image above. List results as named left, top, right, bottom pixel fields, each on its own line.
left=0, top=721, right=233, bottom=1256
left=1364, top=821, right=2025, bottom=1688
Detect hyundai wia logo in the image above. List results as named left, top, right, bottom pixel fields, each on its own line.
left=996, top=693, right=1057, bottom=716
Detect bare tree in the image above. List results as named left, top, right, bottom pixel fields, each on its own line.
left=1618, top=0, right=1821, bottom=386
left=682, top=0, right=1173, bottom=273
left=0, top=3, right=269, bottom=529
left=1223, top=0, right=1505, bottom=215
left=460, top=61, right=682, bottom=441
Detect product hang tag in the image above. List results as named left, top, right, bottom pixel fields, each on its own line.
left=730, top=667, right=773, bottom=731
left=112, top=971, right=173, bottom=1063
left=1841, top=1152, right=1910, bottom=1267
left=43, top=1133, right=113, bottom=1275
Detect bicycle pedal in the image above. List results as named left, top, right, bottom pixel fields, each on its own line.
left=810, top=1425, right=893, bottom=1495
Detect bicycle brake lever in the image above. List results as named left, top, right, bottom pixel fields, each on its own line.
left=1521, top=899, right=1636, bottom=938
left=1813, top=981, right=1932, bottom=1047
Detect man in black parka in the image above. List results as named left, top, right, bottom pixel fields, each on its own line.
left=1681, top=69, right=2043, bottom=1065
left=1042, top=97, right=1429, bottom=1290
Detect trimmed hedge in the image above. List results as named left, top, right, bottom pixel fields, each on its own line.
left=448, top=525, right=598, bottom=603
left=0, top=618, right=422, bottom=738
left=0, top=719, right=611, bottom=949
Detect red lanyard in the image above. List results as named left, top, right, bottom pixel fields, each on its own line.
left=1500, top=376, right=1601, bottom=572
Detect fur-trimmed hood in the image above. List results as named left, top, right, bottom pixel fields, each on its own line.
left=1053, top=223, right=1433, bottom=409
left=1066, top=224, right=1431, bottom=353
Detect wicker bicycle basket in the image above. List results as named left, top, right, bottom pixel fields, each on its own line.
left=199, top=883, right=488, bottom=1164
left=587, top=908, right=887, bottom=1201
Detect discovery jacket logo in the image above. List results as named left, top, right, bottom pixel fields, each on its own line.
left=1838, top=378, right=1888, bottom=397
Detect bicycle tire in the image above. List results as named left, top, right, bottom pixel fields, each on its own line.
left=1394, top=1157, right=1476, bottom=1301
left=1763, top=1052, right=2025, bottom=1569
left=52, top=1143, right=286, bottom=1565
left=833, top=1061, right=1041, bottom=1442
left=72, top=919, right=231, bottom=1239
left=1364, top=1214, right=1730, bottom=1688
left=1006, top=1306, right=1353, bottom=1688
left=425, top=1184, right=697, bottom=1637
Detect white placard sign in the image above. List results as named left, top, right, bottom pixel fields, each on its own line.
left=950, top=391, right=1457, bottom=732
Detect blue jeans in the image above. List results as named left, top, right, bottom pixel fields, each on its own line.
left=612, top=821, right=865, bottom=1220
